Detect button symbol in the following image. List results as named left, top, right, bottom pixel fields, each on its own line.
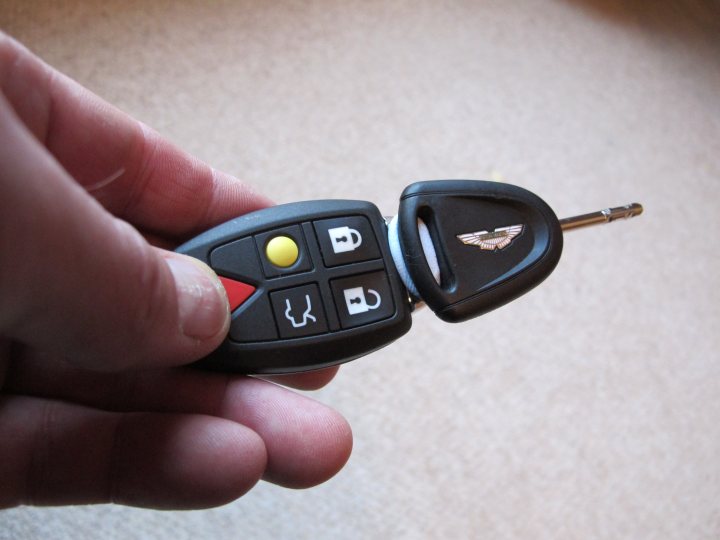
left=343, top=287, right=382, bottom=315
left=331, top=272, right=394, bottom=329
left=284, top=294, right=317, bottom=328
left=271, top=285, right=328, bottom=338
left=328, top=226, right=363, bottom=254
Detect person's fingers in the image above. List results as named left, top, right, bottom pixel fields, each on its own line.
left=259, top=367, right=340, bottom=391
left=0, top=395, right=267, bottom=509
left=6, top=350, right=341, bottom=397
left=0, top=345, right=8, bottom=389
left=0, top=94, right=229, bottom=370
left=220, top=377, right=353, bottom=488
left=5, top=355, right=353, bottom=488
left=0, top=32, right=272, bottom=240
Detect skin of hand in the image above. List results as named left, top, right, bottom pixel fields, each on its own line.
left=0, top=33, right=352, bottom=510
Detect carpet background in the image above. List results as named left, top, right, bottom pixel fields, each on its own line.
left=1, top=1, right=719, bottom=538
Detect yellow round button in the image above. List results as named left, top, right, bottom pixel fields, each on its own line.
left=265, top=235, right=299, bottom=267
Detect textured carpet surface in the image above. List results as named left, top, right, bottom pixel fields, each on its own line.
left=1, top=1, right=719, bottom=538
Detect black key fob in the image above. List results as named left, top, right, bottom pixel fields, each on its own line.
left=177, top=180, right=641, bottom=374
left=176, top=200, right=412, bottom=374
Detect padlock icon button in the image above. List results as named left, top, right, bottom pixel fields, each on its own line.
left=331, top=271, right=395, bottom=329
left=343, top=287, right=382, bottom=315
left=328, top=226, right=363, bottom=254
left=313, top=216, right=381, bottom=267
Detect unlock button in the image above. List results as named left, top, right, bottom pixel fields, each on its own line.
left=331, top=271, right=395, bottom=329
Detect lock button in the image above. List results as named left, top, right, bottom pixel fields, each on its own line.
left=314, top=216, right=381, bottom=267
left=331, top=271, right=395, bottom=329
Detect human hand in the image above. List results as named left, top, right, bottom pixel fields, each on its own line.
left=0, top=33, right=352, bottom=509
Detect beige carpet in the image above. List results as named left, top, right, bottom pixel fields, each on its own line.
left=2, top=1, right=719, bottom=538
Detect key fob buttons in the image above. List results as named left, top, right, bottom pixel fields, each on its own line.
left=228, top=294, right=278, bottom=343
left=331, top=271, right=395, bottom=329
left=270, top=284, right=329, bottom=339
left=255, top=225, right=313, bottom=278
left=177, top=200, right=412, bottom=373
left=313, top=216, right=381, bottom=267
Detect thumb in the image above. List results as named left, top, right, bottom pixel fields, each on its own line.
left=0, top=94, right=229, bottom=371
left=163, top=251, right=231, bottom=345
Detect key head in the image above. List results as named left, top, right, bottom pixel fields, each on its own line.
left=177, top=200, right=412, bottom=374
left=398, top=180, right=563, bottom=322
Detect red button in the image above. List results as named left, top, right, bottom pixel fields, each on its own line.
left=218, top=277, right=256, bottom=311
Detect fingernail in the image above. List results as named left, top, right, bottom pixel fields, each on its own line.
left=166, top=255, right=230, bottom=340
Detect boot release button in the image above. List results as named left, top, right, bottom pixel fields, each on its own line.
left=270, top=284, right=328, bottom=339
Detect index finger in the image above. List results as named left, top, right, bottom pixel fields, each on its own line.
left=0, top=32, right=272, bottom=241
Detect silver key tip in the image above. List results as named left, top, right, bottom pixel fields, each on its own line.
left=560, top=203, right=643, bottom=232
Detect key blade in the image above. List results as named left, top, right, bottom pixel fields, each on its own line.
left=559, top=203, right=643, bottom=232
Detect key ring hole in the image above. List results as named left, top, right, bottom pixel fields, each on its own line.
left=415, top=205, right=457, bottom=293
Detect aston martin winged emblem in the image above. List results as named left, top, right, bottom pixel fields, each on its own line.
left=456, top=224, right=524, bottom=251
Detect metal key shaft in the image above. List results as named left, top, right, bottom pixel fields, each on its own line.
left=559, top=203, right=643, bottom=232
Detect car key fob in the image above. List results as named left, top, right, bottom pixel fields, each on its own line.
left=176, top=180, right=642, bottom=374
left=176, top=199, right=412, bottom=374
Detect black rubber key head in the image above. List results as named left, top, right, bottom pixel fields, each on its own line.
left=397, top=180, right=563, bottom=322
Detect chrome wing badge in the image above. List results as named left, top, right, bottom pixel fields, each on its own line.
left=456, top=224, right=524, bottom=251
